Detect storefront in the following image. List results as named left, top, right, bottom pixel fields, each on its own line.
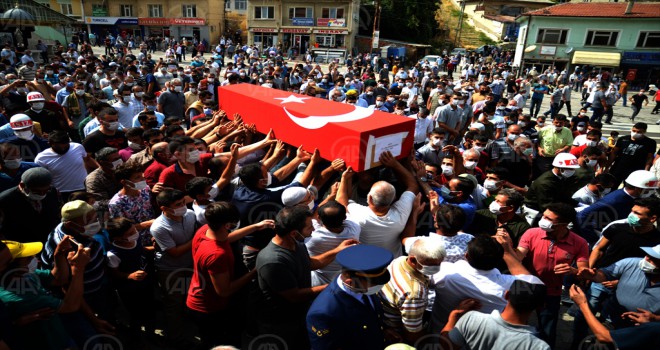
left=249, top=28, right=278, bottom=51
left=139, top=18, right=209, bottom=42
left=620, top=51, right=660, bottom=91
left=312, top=29, right=348, bottom=49
left=85, top=17, right=140, bottom=40
left=282, top=28, right=311, bottom=56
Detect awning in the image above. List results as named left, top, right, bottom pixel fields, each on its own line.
left=572, top=51, right=621, bottom=67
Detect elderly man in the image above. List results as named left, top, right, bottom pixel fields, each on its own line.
left=157, top=78, right=185, bottom=121
left=0, top=167, right=61, bottom=242
left=84, top=147, right=122, bottom=213
left=337, top=151, right=418, bottom=258
left=380, top=237, right=446, bottom=344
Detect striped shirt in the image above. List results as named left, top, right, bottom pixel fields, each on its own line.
left=379, top=256, right=430, bottom=333
left=40, top=223, right=106, bottom=295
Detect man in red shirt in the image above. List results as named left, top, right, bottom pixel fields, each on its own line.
left=186, top=201, right=274, bottom=348
left=159, top=136, right=213, bottom=192
left=144, top=142, right=172, bottom=189
left=501, top=202, right=589, bottom=348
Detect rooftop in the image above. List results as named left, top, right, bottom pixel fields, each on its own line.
left=523, top=2, right=660, bottom=18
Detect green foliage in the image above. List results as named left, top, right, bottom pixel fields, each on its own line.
left=478, top=32, right=497, bottom=45
left=377, top=0, right=441, bottom=43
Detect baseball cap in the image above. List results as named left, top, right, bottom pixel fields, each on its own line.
left=641, top=244, right=660, bottom=259
left=1, top=240, right=43, bottom=260
left=61, top=200, right=95, bottom=222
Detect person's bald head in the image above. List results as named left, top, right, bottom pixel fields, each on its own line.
left=507, top=124, right=522, bottom=134
left=151, top=142, right=170, bottom=159
left=368, top=181, right=396, bottom=208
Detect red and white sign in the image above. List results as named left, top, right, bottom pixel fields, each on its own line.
left=316, top=18, right=346, bottom=27
left=138, top=18, right=205, bottom=26
left=10, top=119, right=32, bottom=129
left=138, top=18, right=170, bottom=26
left=281, top=28, right=311, bottom=34
left=217, top=84, right=414, bottom=171
left=250, top=28, right=278, bottom=33
left=313, top=29, right=348, bottom=35
left=171, top=18, right=205, bottom=26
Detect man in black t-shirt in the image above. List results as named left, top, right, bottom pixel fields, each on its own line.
left=82, top=107, right=127, bottom=156
left=570, top=107, right=590, bottom=130
left=608, top=122, right=657, bottom=187
left=629, top=89, right=649, bottom=121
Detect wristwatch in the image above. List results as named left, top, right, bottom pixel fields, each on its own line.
left=419, top=176, right=428, bottom=183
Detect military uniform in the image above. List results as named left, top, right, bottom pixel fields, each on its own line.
left=306, top=245, right=392, bottom=350
left=524, top=170, right=579, bottom=211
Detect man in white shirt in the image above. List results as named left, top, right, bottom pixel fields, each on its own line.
left=411, top=108, right=434, bottom=149
left=336, top=151, right=419, bottom=258
left=34, top=130, right=93, bottom=200
left=430, top=235, right=537, bottom=332
left=112, top=88, right=137, bottom=128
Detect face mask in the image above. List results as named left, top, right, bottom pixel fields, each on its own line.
left=3, top=158, right=21, bottom=169
left=111, top=159, right=123, bottom=169
left=586, top=159, right=598, bottom=168
left=522, top=148, right=534, bottom=156
left=27, top=257, right=39, bottom=273
left=627, top=212, right=642, bottom=227
left=130, top=180, right=148, bottom=191
left=577, top=127, right=585, bottom=132
left=538, top=122, right=545, bottom=127
left=639, top=259, right=660, bottom=274
left=171, top=205, right=188, bottom=217
left=106, top=121, right=120, bottom=131
left=560, top=169, right=576, bottom=178
left=31, top=102, right=45, bottom=111
left=126, top=232, right=140, bottom=243
left=489, top=201, right=505, bottom=215
left=128, top=141, right=144, bottom=151
left=419, top=263, right=441, bottom=276
left=601, top=188, right=611, bottom=196
left=473, top=145, right=485, bottom=153
left=441, top=165, right=453, bottom=176
left=432, top=138, right=444, bottom=147
left=146, top=105, right=157, bottom=112
left=81, top=221, right=102, bottom=237
left=184, top=149, right=200, bottom=163
left=174, top=86, right=183, bottom=92
left=75, top=89, right=85, bottom=96
left=586, top=141, right=598, bottom=147
left=518, top=121, right=527, bottom=127
left=406, top=83, right=412, bottom=88
left=364, top=284, right=384, bottom=295
left=538, top=218, right=554, bottom=232
left=24, top=187, right=47, bottom=201
left=631, top=132, right=643, bottom=140
left=507, top=134, right=519, bottom=142
left=464, top=161, right=477, bottom=170
left=135, top=92, right=144, bottom=98
left=484, top=179, right=500, bottom=191
left=208, top=185, right=219, bottom=199
left=555, top=126, right=563, bottom=131
left=15, top=130, right=34, bottom=140
left=46, top=70, right=54, bottom=75
left=207, top=78, right=214, bottom=83
left=366, top=91, right=373, bottom=96
left=125, top=82, right=134, bottom=87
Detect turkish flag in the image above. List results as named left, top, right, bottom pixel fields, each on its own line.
left=217, top=84, right=415, bottom=171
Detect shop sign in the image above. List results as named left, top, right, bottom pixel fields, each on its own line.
left=622, top=51, right=660, bottom=65
left=313, top=29, right=348, bottom=35
left=117, top=18, right=138, bottom=25
left=316, top=18, right=346, bottom=27
left=292, top=18, right=314, bottom=26
left=250, top=28, right=278, bottom=33
left=85, top=17, right=118, bottom=25
left=171, top=18, right=205, bottom=26
left=281, top=28, right=311, bottom=34
left=138, top=18, right=170, bottom=26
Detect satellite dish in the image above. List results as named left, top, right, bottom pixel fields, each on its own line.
left=524, top=45, right=537, bottom=53
left=565, top=47, right=574, bottom=54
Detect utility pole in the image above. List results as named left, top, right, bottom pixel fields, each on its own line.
left=454, top=0, right=465, bottom=47
left=370, top=0, right=381, bottom=54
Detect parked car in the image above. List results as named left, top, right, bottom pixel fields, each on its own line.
left=450, top=48, right=467, bottom=56
left=419, top=55, right=441, bottom=64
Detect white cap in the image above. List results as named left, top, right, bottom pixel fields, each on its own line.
left=552, top=153, right=580, bottom=169
left=625, top=170, right=658, bottom=189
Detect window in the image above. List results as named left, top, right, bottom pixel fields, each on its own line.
left=321, top=7, right=345, bottom=19
left=536, top=29, right=568, bottom=44
left=234, top=0, right=246, bottom=10
left=60, top=3, right=72, bottom=15
left=254, top=6, right=274, bottom=19
left=148, top=4, right=162, bottom=17
left=316, top=35, right=335, bottom=47
left=226, top=1, right=230, bottom=9
left=120, top=4, right=133, bottom=17
left=636, top=31, right=660, bottom=48
left=182, top=5, right=196, bottom=17
left=585, top=30, right=618, bottom=47
left=288, top=7, right=312, bottom=19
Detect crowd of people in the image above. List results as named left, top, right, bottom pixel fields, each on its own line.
left=0, top=37, right=659, bottom=350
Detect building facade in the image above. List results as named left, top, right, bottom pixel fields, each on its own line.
left=225, top=0, right=247, bottom=43
left=247, top=0, right=360, bottom=59
left=35, top=0, right=227, bottom=44
left=514, top=2, right=660, bottom=89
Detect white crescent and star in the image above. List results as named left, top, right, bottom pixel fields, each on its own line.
left=275, top=94, right=374, bottom=129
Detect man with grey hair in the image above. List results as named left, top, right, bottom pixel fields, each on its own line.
left=380, top=237, right=446, bottom=344
left=157, top=78, right=185, bottom=120
left=85, top=147, right=122, bottom=212
left=337, top=151, right=419, bottom=258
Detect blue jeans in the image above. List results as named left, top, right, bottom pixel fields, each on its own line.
left=621, top=92, right=627, bottom=106
left=590, top=107, right=605, bottom=123
left=537, top=295, right=561, bottom=348
left=530, top=98, right=543, bottom=117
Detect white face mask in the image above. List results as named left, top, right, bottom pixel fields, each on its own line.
left=577, top=127, right=585, bottom=132
left=419, top=263, right=441, bottom=276
left=507, top=134, right=519, bottom=142
left=75, top=89, right=85, bottom=96
left=15, top=130, right=34, bottom=140
left=555, top=126, right=563, bottom=131
left=135, top=92, right=144, bottom=98
left=111, top=159, right=123, bottom=170
left=174, top=86, right=183, bottom=92
left=3, top=158, right=21, bottom=169
left=432, top=138, right=444, bottom=147
left=187, top=149, right=201, bottom=163
left=464, top=161, right=477, bottom=170
left=560, top=169, right=576, bottom=178
left=31, top=102, right=45, bottom=111
left=364, top=284, right=384, bottom=295
left=128, top=141, right=144, bottom=150
left=106, top=121, right=120, bottom=131
left=631, top=131, right=643, bottom=140
left=639, top=259, right=660, bottom=274
left=484, top=179, right=499, bottom=191
left=130, top=180, right=148, bottom=191
left=172, top=205, right=188, bottom=217
left=538, top=218, right=554, bottom=232
left=81, top=221, right=102, bottom=237
left=473, top=145, right=485, bottom=153
left=586, top=141, right=598, bottom=147
left=27, top=257, right=39, bottom=273
left=586, top=159, right=598, bottom=168
left=208, top=185, right=219, bottom=199
left=126, top=232, right=140, bottom=243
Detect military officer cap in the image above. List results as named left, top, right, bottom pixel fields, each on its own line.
left=336, top=245, right=393, bottom=285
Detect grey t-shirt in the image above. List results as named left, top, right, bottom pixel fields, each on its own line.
left=449, top=310, right=550, bottom=350
left=591, top=90, right=605, bottom=109
left=157, top=90, right=185, bottom=119
left=151, top=210, right=196, bottom=271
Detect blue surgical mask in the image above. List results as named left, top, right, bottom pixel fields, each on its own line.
left=627, top=213, right=642, bottom=227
